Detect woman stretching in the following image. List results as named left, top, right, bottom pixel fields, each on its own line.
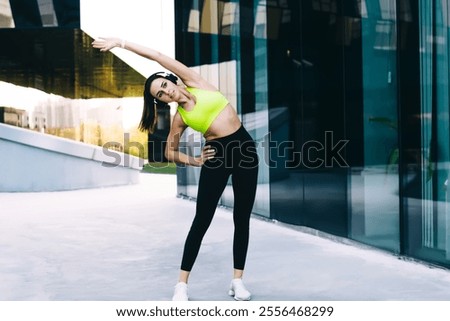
left=92, top=38, right=259, bottom=301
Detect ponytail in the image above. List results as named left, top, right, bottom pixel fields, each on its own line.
left=138, top=78, right=157, bottom=133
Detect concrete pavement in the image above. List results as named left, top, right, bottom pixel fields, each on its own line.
left=1, top=173, right=450, bottom=301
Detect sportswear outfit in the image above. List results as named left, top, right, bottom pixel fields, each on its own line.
left=175, top=88, right=258, bottom=300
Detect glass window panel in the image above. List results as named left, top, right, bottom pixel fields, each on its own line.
left=250, top=0, right=270, bottom=217
left=409, top=0, right=450, bottom=266
left=350, top=0, right=400, bottom=252
left=176, top=0, right=270, bottom=217
left=0, top=29, right=147, bottom=158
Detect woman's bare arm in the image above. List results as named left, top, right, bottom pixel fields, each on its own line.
left=164, top=113, right=216, bottom=166
left=92, top=37, right=216, bottom=90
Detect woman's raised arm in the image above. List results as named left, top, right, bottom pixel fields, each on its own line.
left=91, top=37, right=215, bottom=90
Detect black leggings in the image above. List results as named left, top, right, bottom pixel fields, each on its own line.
left=180, top=125, right=259, bottom=271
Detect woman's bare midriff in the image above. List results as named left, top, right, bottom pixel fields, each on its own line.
left=203, top=104, right=242, bottom=141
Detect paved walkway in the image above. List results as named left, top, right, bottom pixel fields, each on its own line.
left=1, top=173, right=450, bottom=301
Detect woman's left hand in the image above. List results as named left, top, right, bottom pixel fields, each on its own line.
left=194, top=145, right=216, bottom=166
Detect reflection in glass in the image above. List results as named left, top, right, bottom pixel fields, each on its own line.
left=174, top=0, right=450, bottom=269
left=0, top=0, right=14, bottom=28
left=254, top=1, right=266, bottom=38
left=37, top=0, right=58, bottom=27
left=187, top=0, right=240, bottom=36
left=311, top=0, right=337, bottom=13
left=188, top=7, right=200, bottom=32
left=200, top=0, right=219, bottom=34
left=246, top=0, right=270, bottom=217
left=1, top=0, right=80, bottom=29
left=0, top=28, right=148, bottom=159
left=350, top=0, right=400, bottom=252
left=0, top=81, right=148, bottom=158
left=408, top=0, right=450, bottom=267
left=221, top=2, right=238, bottom=35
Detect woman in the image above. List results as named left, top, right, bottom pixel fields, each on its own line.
left=92, top=38, right=259, bottom=301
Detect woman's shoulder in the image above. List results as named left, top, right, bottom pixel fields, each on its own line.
left=183, top=78, right=218, bottom=91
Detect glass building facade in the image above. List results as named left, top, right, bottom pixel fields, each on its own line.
left=174, top=0, right=450, bottom=269
left=0, top=0, right=149, bottom=158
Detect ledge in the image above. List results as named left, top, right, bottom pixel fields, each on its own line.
left=0, top=123, right=143, bottom=192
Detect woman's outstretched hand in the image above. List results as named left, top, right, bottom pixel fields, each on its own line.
left=91, top=37, right=122, bottom=52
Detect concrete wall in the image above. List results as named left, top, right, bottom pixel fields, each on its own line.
left=0, top=124, right=142, bottom=192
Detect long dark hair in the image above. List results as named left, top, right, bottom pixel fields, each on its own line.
left=138, top=72, right=178, bottom=133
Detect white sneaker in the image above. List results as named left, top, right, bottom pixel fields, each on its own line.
left=228, top=278, right=251, bottom=301
left=172, top=282, right=188, bottom=301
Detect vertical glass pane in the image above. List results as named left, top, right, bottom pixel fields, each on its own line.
left=442, top=0, right=450, bottom=263
left=435, top=0, right=450, bottom=259
left=175, top=0, right=270, bottom=217
left=268, top=1, right=349, bottom=234
left=350, top=0, right=400, bottom=252
left=419, top=0, right=434, bottom=251
left=221, top=0, right=270, bottom=217
left=217, top=0, right=241, bottom=208
left=411, top=0, right=450, bottom=266
left=251, top=0, right=270, bottom=216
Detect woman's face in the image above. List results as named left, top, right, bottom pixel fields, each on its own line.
left=149, top=77, right=179, bottom=104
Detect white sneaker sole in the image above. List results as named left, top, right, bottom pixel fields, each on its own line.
left=228, top=289, right=251, bottom=301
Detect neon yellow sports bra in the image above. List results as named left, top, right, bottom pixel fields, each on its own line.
left=177, top=87, right=229, bottom=134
